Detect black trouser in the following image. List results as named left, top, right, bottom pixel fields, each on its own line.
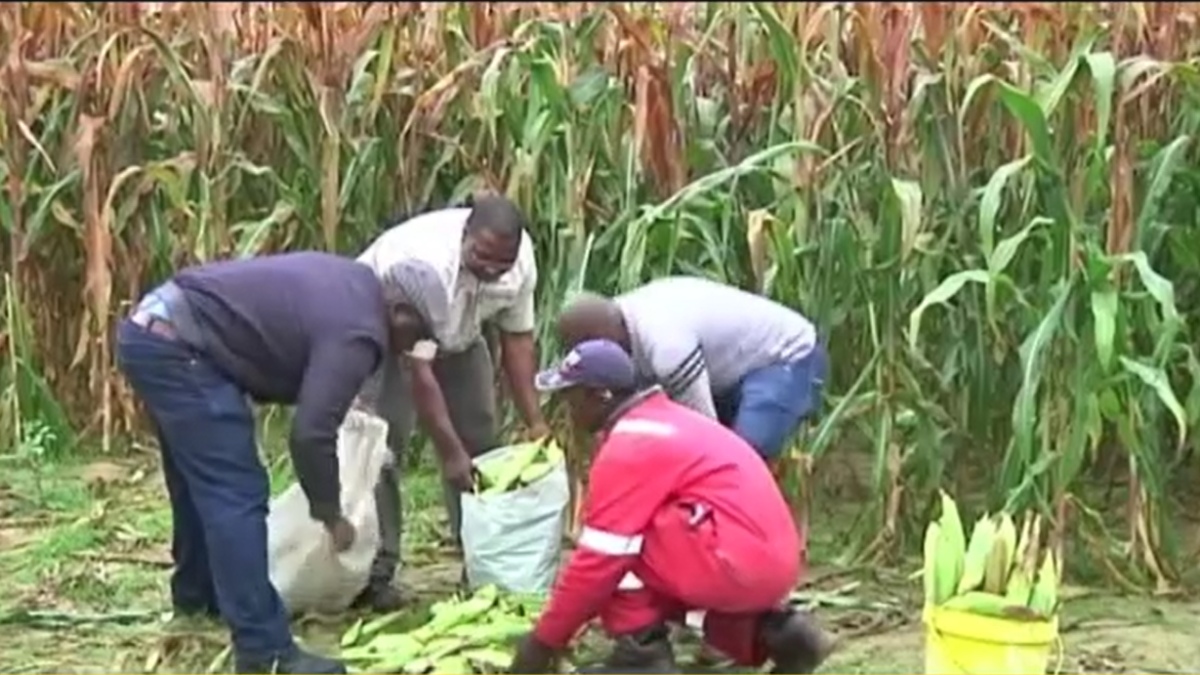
left=117, top=318, right=294, bottom=661
left=358, top=340, right=497, bottom=588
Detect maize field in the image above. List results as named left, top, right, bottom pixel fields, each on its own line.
left=3, top=1, right=1200, bottom=590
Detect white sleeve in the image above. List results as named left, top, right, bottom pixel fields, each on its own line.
left=408, top=339, right=439, bottom=362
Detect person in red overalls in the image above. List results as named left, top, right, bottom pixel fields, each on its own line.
left=508, top=339, right=835, bottom=673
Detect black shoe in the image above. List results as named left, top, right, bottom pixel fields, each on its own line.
left=351, top=584, right=407, bottom=613
left=760, top=608, right=836, bottom=674
left=173, top=603, right=221, bottom=620
left=234, top=646, right=346, bottom=674
left=602, top=625, right=679, bottom=673
left=163, top=605, right=221, bottom=633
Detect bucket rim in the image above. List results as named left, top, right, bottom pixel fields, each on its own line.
left=923, top=604, right=1059, bottom=646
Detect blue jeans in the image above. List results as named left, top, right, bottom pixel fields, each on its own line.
left=115, top=319, right=294, bottom=660
left=714, top=345, right=828, bottom=460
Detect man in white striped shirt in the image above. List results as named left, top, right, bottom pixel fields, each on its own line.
left=556, top=276, right=827, bottom=464
left=354, top=195, right=549, bottom=611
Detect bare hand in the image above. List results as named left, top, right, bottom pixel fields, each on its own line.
left=325, top=517, right=357, bottom=553
left=442, top=452, right=478, bottom=492
left=508, top=633, right=559, bottom=674
left=525, top=422, right=552, bottom=443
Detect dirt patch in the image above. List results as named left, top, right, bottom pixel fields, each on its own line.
left=815, top=594, right=1200, bottom=674
left=823, top=622, right=923, bottom=674
left=0, top=524, right=39, bottom=550
left=1061, top=596, right=1200, bottom=673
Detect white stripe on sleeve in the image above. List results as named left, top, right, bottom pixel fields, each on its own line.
left=578, top=526, right=643, bottom=556
left=610, top=418, right=677, bottom=437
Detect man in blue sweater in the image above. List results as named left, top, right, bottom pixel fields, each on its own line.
left=116, top=252, right=427, bottom=674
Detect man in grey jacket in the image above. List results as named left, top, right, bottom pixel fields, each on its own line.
left=556, top=276, right=827, bottom=464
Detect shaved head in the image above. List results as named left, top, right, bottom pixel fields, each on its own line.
left=556, top=291, right=629, bottom=352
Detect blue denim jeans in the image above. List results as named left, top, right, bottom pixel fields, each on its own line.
left=115, top=319, right=294, bottom=661
left=714, top=345, right=828, bottom=460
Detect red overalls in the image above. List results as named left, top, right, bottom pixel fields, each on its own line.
left=533, top=390, right=804, bottom=666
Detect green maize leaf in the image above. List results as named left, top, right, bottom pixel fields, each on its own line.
left=1034, top=47, right=1083, bottom=118
left=1082, top=52, right=1116, bottom=151
left=1010, top=278, right=1073, bottom=473
left=1136, top=135, right=1192, bottom=253
left=891, top=178, right=923, bottom=262
left=908, top=270, right=989, bottom=353
left=1119, top=357, right=1188, bottom=449
left=1090, top=287, right=1120, bottom=373
left=996, top=82, right=1056, bottom=174
left=978, top=156, right=1033, bottom=260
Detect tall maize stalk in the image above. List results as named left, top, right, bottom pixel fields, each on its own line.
left=2, top=2, right=1199, bottom=587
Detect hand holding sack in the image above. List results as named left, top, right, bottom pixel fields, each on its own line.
left=267, top=410, right=391, bottom=615
left=324, top=517, right=357, bottom=553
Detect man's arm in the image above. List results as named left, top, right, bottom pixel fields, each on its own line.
left=495, top=264, right=547, bottom=432
left=291, top=337, right=382, bottom=523
left=533, top=418, right=686, bottom=648
left=651, top=329, right=718, bottom=420
left=406, top=344, right=473, bottom=481
left=499, top=331, right=545, bottom=432
left=374, top=255, right=473, bottom=471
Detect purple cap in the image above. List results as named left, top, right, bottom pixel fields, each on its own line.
left=535, top=339, right=636, bottom=392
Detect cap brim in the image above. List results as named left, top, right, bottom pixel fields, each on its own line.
left=535, top=369, right=576, bottom=392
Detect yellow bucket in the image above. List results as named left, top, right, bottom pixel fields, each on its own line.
left=923, top=605, right=1061, bottom=675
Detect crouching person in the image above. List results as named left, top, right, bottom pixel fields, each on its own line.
left=508, top=340, right=835, bottom=674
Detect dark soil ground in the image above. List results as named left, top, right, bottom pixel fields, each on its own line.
left=2, top=450, right=1198, bottom=674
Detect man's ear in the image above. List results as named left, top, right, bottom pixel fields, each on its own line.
left=390, top=304, right=426, bottom=336
left=388, top=304, right=406, bottom=328
left=390, top=303, right=411, bottom=322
